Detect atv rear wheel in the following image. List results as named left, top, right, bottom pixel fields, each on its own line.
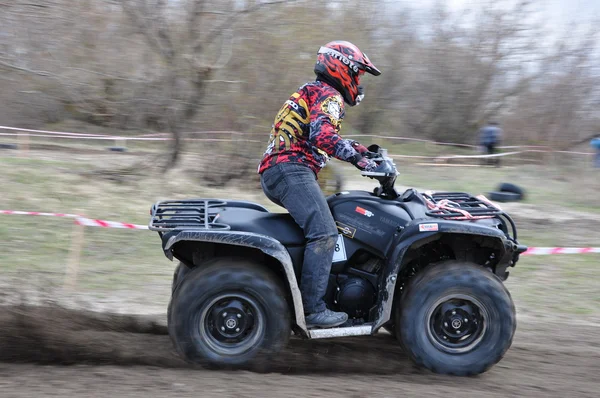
left=169, top=258, right=291, bottom=369
left=396, top=261, right=516, bottom=376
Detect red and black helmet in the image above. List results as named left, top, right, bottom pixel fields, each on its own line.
left=314, top=40, right=381, bottom=106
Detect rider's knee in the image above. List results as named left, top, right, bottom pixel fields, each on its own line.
left=311, top=232, right=338, bottom=254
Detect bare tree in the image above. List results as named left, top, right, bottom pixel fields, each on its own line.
left=393, top=1, right=556, bottom=143
left=0, top=0, right=296, bottom=170
left=503, top=24, right=600, bottom=147
left=119, top=0, right=295, bottom=171
left=1, top=0, right=599, bottom=163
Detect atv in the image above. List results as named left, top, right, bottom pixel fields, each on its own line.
left=148, top=145, right=527, bottom=376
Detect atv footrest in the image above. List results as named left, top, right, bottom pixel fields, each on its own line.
left=149, top=199, right=231, bottom=231
left=308, top=325, right=372, bottom=339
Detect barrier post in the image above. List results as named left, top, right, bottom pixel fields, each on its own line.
left=18, top=131, right=29, bottom=157
left=64, top=219, right=85, bottom=290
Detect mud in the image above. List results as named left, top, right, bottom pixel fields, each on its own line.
left=0, top=304, right=599, bottom=397
left=0, top=305, right=176, bottom=367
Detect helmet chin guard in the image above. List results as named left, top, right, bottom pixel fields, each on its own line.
left=355, top=85, right=365, bottom=105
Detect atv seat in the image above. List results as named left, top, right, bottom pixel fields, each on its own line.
left=215, top=207, right=306, bottom=246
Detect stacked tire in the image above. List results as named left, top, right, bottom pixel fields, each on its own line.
left=488, top=182, right=525, bottom=203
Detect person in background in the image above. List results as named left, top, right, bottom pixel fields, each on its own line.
left=479, top=120, right=503, bottom=167
left=591, top=136, right=600, bottom=168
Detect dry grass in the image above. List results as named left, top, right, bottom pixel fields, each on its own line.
left=0, top=143, right=599, bottom=323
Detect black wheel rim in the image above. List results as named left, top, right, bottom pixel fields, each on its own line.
left=198, top=292, right=265, bottom=357
left=425, top=294, right=488, bottom=354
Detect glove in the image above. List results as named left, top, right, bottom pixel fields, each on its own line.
left=350, top=140, right=369, bottom=155
left=354, top=155, right=378, bottom=172
left=363, top=150, right=379, bottom=159
left=351, top=141, right=381, bottom=160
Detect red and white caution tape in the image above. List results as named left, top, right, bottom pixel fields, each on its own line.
left=75, top=216, right=148, bottom=230
left=0, top=125, right=115, bottom=137
left=0, top=209, right=147, bottom=229
left=1, top=125, right=593, bottom=154
left=2, top=210, right=600, bottom=250
left=522, top=247, right=600, bottom=256
left=0, top=132, right=259, bottom=142
left=0, top=125, right=256, bottom=142
left=0, top=209, right=78, bottom=218
left=0, top=132, right=167, bottom=141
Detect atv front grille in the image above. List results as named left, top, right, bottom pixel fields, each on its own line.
left=148, top=199, right=230, bottom=231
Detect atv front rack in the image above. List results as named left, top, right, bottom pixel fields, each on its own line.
left=423, top=192, right=518, bottom=240
left=149, top=199, right=231, bottom=232
left=425, top=192, right=503, bottom=219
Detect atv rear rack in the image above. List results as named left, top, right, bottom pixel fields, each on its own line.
left=149, top=199, right=231, bottom=232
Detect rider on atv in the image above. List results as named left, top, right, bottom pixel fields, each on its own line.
left=258, top=40, right=382, bottom=328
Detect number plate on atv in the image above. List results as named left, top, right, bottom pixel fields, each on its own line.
left=332, top=234, right=347, bottom=263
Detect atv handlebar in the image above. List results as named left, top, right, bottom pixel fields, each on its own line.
left=359, top=145, right=400, bottom=199
left=360, top=144, right=398, bottom=178
left=362, top=150, right=380, bottom=160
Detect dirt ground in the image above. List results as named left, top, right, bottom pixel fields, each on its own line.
left=0, top=305, right=599, bottom=398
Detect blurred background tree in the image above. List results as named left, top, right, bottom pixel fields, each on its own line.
left=1, top=0, right=599, bottom=169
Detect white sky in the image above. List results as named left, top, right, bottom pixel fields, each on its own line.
left=413, top=0, right=600, bottom=27
left=544, top=0, right=600, bottom=23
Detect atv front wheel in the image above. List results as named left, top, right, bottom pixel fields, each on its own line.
left=396, top=261, right=516, bottom=376
left=169, top=258, right=291, bottom=368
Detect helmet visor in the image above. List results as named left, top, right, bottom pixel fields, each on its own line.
left=357, top=51, right=381, bottom=76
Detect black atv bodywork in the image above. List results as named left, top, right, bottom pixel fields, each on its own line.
left=150, top=185, right=526, bottom=338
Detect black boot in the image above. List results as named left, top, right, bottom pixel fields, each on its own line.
left=305, top=308, right=348, bottom=329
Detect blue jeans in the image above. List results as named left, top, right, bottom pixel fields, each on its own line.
left=260, top=162, right=338, bottom=314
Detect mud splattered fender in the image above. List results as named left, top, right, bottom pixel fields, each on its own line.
left=371, top=219, right=508, bottom=332
left=371, top=231, right=437, bottom=331
left=162, top=230, right=309, bottom=336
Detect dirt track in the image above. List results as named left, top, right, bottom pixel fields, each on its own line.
left=1, top=178, right=599, bottom=397
left=1, top=306, right=599, bottom=397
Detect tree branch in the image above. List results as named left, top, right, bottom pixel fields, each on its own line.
left=0, top=58, right=54, bottom=77
left=188, top=0, right=207, bottom=42
left=153, top=0, right=175, bottom=60
left=213, top=28, right=234, bottom=69
left=195, top=0, right=296, bottom=55
left=0, top=58, right=100, bottom=114
left=121, top=0, right=175, bottom=63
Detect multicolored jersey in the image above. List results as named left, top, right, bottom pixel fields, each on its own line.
left=258, top=81, right=364, bottom=176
